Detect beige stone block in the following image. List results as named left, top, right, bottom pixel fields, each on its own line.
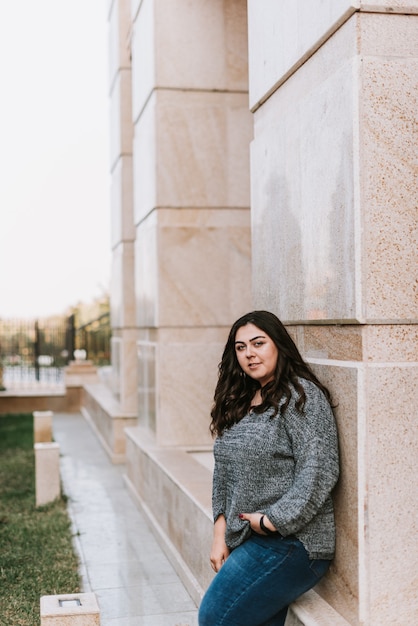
left=33, top=410, right=53, bottom=443
left=110, top=241, right=136, bottom=328
left=157, top=344, right=219, bottom=447
left=40, top=592, right=100, bottom=625
left=364, top=364, right=418, bottom=623
left=290, top=325, right=363, bottom=362
left=251, top=18, right=359, bottom=323
left=131, top=0, right=155, bottom=122
left=134, top=208, right=251, bottom=328
left=131, top=0, right=248, bottom=120
left=247, top=0, right=356, bottom=109
left=360, top=16, right=418, bottom=322
left=110, top=155, right=135, bottom=247
left=109, top=69, right=133, bottom=170
left=133, top=90, right=252, bottom=223
left=157, top=90, right=252, bottom=210
left=108, top=0, right=131, bottom=88
left=359, top=11, right=418, bottom=56
left=132, top=96, right=157, bottom=225
left=309, top=359, right=418, bottom=624
left=117, top=327, right=139, bottom=414
left=308, top=362, right=360, bottom=625
left=64, top=361, right=99, bottom=387
left=155, top=0, right=248, bottom=92
left=251, top=11, right=417, bottom=325
left=290, top=323, right=418, bottom=365
left=360, top=0, right=418, bottom=12
left=289, top=589, right=351, bottom=626
left=131, top=0, right=141, bottom=20
left=136, top=326, right=230, bottom=446
left=155, top=326, right=230, bottom=446
left=158, top=208, right=251, bottom=327
left=35, top=442, right=60, bottom=507
left=134, top=213, right=158, bottom=327
left=137, top=335, right=157, bottom=431
left=363, top=324, right=418, bottom=362
left=109, top=335, right=121, bottom=398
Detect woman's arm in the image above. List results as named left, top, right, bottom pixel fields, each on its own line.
left=210, top=514, right=230, bottom=572
left=210, top=446, right=230, bottom=571
left=266, top=383, right=339, bottom=535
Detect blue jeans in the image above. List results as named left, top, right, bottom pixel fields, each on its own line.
left=198, top=533, right=331, bottom=626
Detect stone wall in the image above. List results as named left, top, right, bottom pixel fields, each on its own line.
left=107, top=1, right=418, bottom=622
left=248, top=2, right=418, bottom=623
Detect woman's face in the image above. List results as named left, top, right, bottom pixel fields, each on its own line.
left=234, top=323, right=279, bottom=387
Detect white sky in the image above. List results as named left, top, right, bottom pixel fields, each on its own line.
left=0, top=0, right=111, bottom=319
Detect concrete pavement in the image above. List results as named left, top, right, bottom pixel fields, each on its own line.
left=53, top=412, right=199, bottom=626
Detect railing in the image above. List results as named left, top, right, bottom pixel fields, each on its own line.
left=74, top=312, right=111, bottom=366
left=2, top=364, right=64, bottom=389
left=0, top=312, right=111, bottom=390
left=0, top=317, right=71, bottom=390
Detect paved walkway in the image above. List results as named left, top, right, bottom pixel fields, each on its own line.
left=53, top=412, right=199, bottom=626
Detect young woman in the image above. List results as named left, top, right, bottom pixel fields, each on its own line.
left=198, top=311, right=340, bottom=626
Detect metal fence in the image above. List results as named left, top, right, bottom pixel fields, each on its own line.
left=74, top=313, right=111, bottom=366
left=0, top=313, right=111, bottom=390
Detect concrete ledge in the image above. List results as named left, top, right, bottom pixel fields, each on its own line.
left=287, top=589, right=351, bottom=626
left=124, top=425, right=214, bottom=606
left=81, top=383, right=137, bottom=464
left=40, top=592, right=100, bottom=625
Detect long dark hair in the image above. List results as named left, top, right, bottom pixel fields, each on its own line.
left=210, top=310, right=333, bottom=436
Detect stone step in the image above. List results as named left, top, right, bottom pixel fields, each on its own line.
left=287, top=589, right=351, bottom=626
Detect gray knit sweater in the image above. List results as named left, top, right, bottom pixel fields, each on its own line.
left=212, top=378, right=339, bottom=560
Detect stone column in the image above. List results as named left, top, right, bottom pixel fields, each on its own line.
left=248, top=2, right=418, bottom=624
left=108, top=0, right=137, bottom=414
left=33, top=410, right=53, bottom=443
left=35, top=442, right=60, bottom=507
left=130, top=0, right=253, bottom=446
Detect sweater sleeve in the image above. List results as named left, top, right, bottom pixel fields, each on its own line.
left=265, top=382, right=339, bottom=536
left=212, top=450, right=226, bottom=523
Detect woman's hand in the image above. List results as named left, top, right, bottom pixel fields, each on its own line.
left=239, top=512, right=276, bottom=535
left=210, top=534, right=230, bottom=573
left=210, top=515, right=230, bottom=572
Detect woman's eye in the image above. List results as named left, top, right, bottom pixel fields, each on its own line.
left=236, top=345, right=245, bottom=351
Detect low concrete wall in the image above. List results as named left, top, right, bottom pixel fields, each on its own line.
left=81, top=383, right=137, bottom=464
left=0, top=388, right=79, bottom=414
left=124, top=425, right=215, bottom=606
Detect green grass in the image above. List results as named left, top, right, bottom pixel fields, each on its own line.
left=0, top=414, right=80, bottom=626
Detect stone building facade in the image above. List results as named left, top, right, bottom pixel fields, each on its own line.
left=88, top=1, right=418, bottom=623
